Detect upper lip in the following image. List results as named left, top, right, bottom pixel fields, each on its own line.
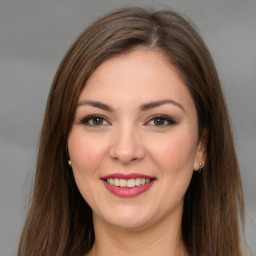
left=101, top=173, right=156, bottom=180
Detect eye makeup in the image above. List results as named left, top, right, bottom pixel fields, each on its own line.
left=145, top=114, right=177, bottom=127
left=80, top=114, right=111, bottom=126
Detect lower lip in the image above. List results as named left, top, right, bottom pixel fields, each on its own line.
left=103, top=180, right=155, bottom=198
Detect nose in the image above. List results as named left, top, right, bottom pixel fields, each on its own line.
left=109, top=125, right=145, bottom=164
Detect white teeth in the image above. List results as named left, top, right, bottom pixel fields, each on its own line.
left=106, top=178, right=151, bottom=188
left=127, top=179, right=135, bottom=188
left=119, top=179, right=127, bottom=187
left=114, top=178, right=119, bottom=186
left=135, top=178, right=141, bottom=186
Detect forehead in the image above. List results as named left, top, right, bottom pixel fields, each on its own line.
left=79, top=50, right=195, bottom=113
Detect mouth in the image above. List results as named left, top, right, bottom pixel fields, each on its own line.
left=101, top=173, right=156, bottom=197
left=104, top=177, right=151, bottom=188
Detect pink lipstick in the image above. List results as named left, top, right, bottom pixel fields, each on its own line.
left=101, top=173, right=156, bottom=198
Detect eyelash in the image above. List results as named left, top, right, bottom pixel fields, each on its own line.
left=80, top=114, right=176, bottom=127
left=80, top=115, right=110, bottom=126
left=145, top=115, right=176, bottom=127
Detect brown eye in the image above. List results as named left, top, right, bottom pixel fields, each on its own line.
left=92, top=117, right=104, bottom=125
left=145, top=115, right=176, bottom=127
left=153, top=118, right=166, bottom=126
left=80, top=115, right=110, bottom=126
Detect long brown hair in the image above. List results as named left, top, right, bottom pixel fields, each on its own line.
left=18, top=7, right=244, bottom=256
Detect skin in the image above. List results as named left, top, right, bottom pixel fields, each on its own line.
left=68, top=49, right=206, bottom=256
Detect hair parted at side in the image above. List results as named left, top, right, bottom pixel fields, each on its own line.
left=18, top=7, right=244, bottom=256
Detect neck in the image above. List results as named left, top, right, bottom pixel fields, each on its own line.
left=87, top=210, right=188, bottom=256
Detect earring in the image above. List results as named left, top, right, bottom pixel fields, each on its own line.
left=199, top=162, right=204, bottom=173
left=68, top=160, right=72, bottom=167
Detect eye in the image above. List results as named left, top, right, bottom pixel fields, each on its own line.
left=145, top=115, right=176, bottom=126
left=80, top=115, right=110, bottom=126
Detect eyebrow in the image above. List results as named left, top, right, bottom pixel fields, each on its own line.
left=77, top=99, right=185, bottom=113
left=77, top=100, right=114, bottom=112
left=139, top=99, right=185, bottom=112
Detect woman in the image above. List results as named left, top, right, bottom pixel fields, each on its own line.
left=18, top=7, right=245, bottom=256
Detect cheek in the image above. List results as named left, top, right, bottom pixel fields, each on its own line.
left=67, top=131, right=110, bottom=206
left=68, top=131, right=108, bottom=176
left=151, top=132, right=198, bottom=207
left=149, top=131, right=198, bottom=176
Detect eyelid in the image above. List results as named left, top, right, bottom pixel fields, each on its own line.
left=144, top=114, right=176, bottom=126
left=79, top=114, right=176, bottom=127
left=80, top=114, right=111, bottom=126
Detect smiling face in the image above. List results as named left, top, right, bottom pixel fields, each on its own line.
left=68, top=49, right=206, bottom=230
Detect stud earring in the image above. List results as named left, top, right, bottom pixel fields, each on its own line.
left=68, top=160, right=72, bottom=167
left=199, top=162, right=204, bottom=173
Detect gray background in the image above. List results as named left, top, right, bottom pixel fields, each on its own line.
left=0, top=0, right=255, bottom=255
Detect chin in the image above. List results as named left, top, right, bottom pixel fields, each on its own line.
left=107, top=216, right=152, bottom=230
left=94, top=206, right=155, bottom=230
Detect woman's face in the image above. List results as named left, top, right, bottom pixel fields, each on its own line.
left=68, top=49, right=205, bottom=229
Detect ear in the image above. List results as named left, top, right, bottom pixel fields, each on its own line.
left=193, top=128, right=207, bottom=171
